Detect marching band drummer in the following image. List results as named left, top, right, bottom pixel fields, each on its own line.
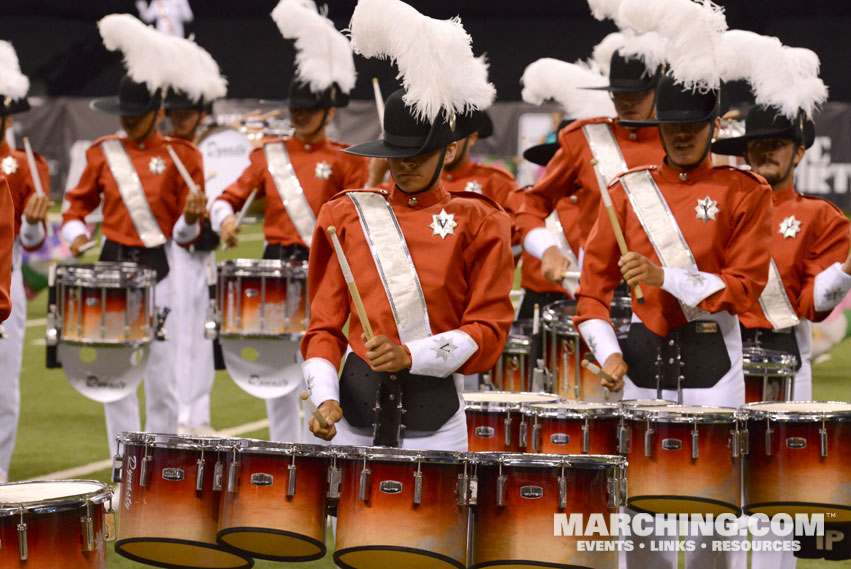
left=0, top=41, right=52, bottom=483
left=304, top=0, right=514, bottom=452
left=61, top=15, right=207, bottom=457
left=0, top=178, right=12, bottom=327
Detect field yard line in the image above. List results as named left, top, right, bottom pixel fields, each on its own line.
left=26, top=317, right=46, bottom=328
left=33, top=418, right=271, bottom=481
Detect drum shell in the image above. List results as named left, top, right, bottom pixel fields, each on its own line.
left=490, top=321, right=535, bottom=392
left=529, top=413, right=620, bottom=455
left=465, top=408, right=529, bottom=453
left=742, top=346, right=795, bottom=404
left=625, top=419, right=740, bottom=516
left=743, top=415, right=851, bottom=521
left=217, top=448, right=328, bottom=560
left=471, top=456, right=620, bottom=569
left=335, top=456, right=468, bottom=568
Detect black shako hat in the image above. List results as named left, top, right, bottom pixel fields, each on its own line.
left=583, top=51, right=662, bottom=93
left=711, top=105, right=816, bottom=156
left=0, top=96, right=30, bottom=116
left=343, top=89, right=457, bottom=159
left=90, top=74, right=162, bottom=116
left=619, top=74, right=722, bottom=128
left=288, top=79, right=350, bottom=110
left=523, top=118, right=574, bottom=166
left=164, top=89, right=212, bottom=113
left=454, top=110, right=494, bottom=141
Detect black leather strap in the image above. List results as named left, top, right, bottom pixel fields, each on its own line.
left=100, top=240, right=169, bottom=282
left=262, top=243, right=310, bottom=262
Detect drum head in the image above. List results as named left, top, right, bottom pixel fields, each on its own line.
left=0, top=480, right=108, bottom=510
left=463, top=392, right=560, bottom=405
left=59, top=343, right=149, bottom=403
left=220, top=338, right=303, bottom=399
left=528, top=401, right=618, bottom=418
left=740, top=401, right=851, bottom=420
left=217, top=529, right=325, bottom=562
left=628, top=405, right=736, bottom=422
left=335, top=547, right=464, bottom=569
left=115, top=539, right=253, bottom=569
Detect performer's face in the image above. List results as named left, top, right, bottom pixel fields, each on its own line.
left=743, top=138, right=804, bottom=187
left=290, top=106, right=334, bottom=138
left=167, top=109, right=206, bottom=140
left=612, top=89, right=655, bottom=122
left=121, top=109, right=164, bottom=142
left=389, top=142, right=458, bottom=193
left=659, top=120, right=714, bottom=169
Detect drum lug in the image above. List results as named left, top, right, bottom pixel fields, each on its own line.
left=644, top=424, right=654, bottom=458
left=228, top=460, right=240, bottom=493
left=691, top=425, right=699, bottom=461
left=496, top=474, right=508, bottom=507
left=456, top=473, right=469, bottom=506
left=154, top=307, right=171, bottom=341
left=558, top=474, right=567, bottom=509
left=327, top=464, right=341, bottom=500
left=196, top=458, right=206, bottom=492
left=111, top=453, right=123, bottom=483
left=17, top=521, right=27, bottom=561
left=504, top=415, right=512, bottom=448
left=618, top=421, right=630, bottom=454
left=139, top=454, right=152, bottom=487
left=413, top=469, right=423, bottom=506
left=608, top=477, right=619, bottom=509
left=213, top=458, right=224, bottom=492
left=519, top=421, right=528, bottom=449
left=359, top=467, right=372, bottom=502
left=532, top=423, right=542, bottom=453
left=104, top=503, right=116, bottom=542
left=582, top=419, right=590, bottom=454
left=81, top=506, right=95, bottom=552
left=288, top=462, right=297, bottom=497
left=765, top=420, right=774, bottom=457
left=820, top=420, right=828, bottom=458
left=740, top=428, right=749, bottom=455
left=730, top=429, right=740, bottom=459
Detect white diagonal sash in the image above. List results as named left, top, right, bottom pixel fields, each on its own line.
left=348, top=192, right=432, bottom=343
left=759, top=259, right=800, bottom=330
left=100, top=139, right=167, bottom=247
left=620, top=170, right=707, bottom=321
left=582, top=123, right=629, bottom=191
left=265, top=141, right=315, bottom=248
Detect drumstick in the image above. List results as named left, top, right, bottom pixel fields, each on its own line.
left=22, top=137, right=46, bottom=197
left=581, top=358, right=612, bottom=401
left=300, top=391, right=329, bottom=429
left=237, top=109, right=262, bottom=122
left=221, top=188, right=259, bottom=251
left=78, top=240, right=98, bottom=254
left=372, top=78, right=385, bottom=130
left=532, top=303, right=540, bottom=335
left=599, top=184, right=645, bottom=304
left=254, top=109, right=281, bottom=122
left=328, top=226, right=374, bottom=340
left=166, top=145, right=202, bottom=196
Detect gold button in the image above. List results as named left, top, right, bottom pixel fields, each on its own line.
left=408, top=198, right=418, bottom=206
left=679, top=172, right=688, bottom=182
left=628, top=132, right=637, bottom=140
left=590, top=158, right=598, bottom=166
left=569, top=196, right=578, bottom=203
left=446, top=174, right=453, bottom=181
left=304, top=144, right=311, bottom=151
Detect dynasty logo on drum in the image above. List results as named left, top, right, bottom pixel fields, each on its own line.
left=124, top=455, right=136, bottom=511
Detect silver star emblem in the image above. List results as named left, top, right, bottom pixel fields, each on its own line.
left=686, top=270, right=706, bottom=287
left=429, top=208, right=458, bottom=239
left=149, top=156, right=166, bottom=175
left=1, top=156, right=18, bottom=175
left=826, top=288, right=845, bottom=303
left=587, top=336, right=598, bottom=354
left=431, top=336, right=458, bottom=361
left=314, top=161, right=332, bottom=180
left=778, top=215, right=802, bottom=239
left=695, top=196, right=720, bottom=223
left=465, top=181, right=483, bottom=194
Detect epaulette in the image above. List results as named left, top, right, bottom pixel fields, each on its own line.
left=562, top=115, right=612, bottom=135
left=607, top=165, right=657, bottom=188
left=331, top=188, right=389, bottom=202
left=471, top=161, right=516, bottom=182
left=798, top=192, right=846, bottom=217
left=91, top=134, right=121, bottom=147
left=714, top=164, right=769, bottom=185
left=452, top=189, right=503, bottom=211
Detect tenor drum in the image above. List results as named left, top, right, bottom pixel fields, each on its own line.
left=469, top=453, right=625, bottom=569
left=623, top=405, right=741, bottom=516
left=0, top=480, right=112, bottom=569
left=217, top=259, right=308, bottom=337
left=333, top=447, right=470, bottom=569
left=114, top=433, right=252, bottom=569
left=542, top=298, right=630, bottom=402
left=742, top=345, right=796, bottom=403
left=217, top=440, right=329, bottom=561
left=740, top=401, right=851, bottom=521
left=524, top=401, right=620, bottom=455
left=463, top=392, right=561, bottom=453
left=490, top=320, right=534, bottom=392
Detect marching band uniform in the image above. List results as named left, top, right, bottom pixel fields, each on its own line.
left=61, top=75, right=205, bottom=457
left=0, top=178, right=12, bottom=325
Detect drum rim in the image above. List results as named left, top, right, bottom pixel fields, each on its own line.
left=56, top=262, right=157, bottom=288
left=218, top=258, right=308, bottom=276
left=331, top=445, right=466, bottom=464
left=224, top=438, right=332, bottom=456
left=624, top=404, right=738, bottom=423
left=742, top=346, right=797, bottom=374
left=462, top=391, right=562, bottom=411
left=738, top=400, right=851, bottom=421
left=114, top=536, right=254, bottom=569
left=334, top=545, right=465, bottom=569
left=618, top=399, right=677, bottom=409
left=216, top=526, right=327, bottom=562
left=116, top=432, right=225, bottom=450
left=469, top=451, right=626, bottom=468
left=0, top=479, right=110, bottom=515
left=524, top=401, right=619, bottom=418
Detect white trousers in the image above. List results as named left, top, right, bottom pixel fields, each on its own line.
left=105, top=275, right=178, bottom=457
left=170, top=244, right=215, bottom=428
left=0, top=258, right=25, bottom=480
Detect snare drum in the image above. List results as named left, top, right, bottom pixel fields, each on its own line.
left=114, top=433, right=251, bottom=569
left=0, top=480, right=112, bottom=569
left=463, top=392, right=561, bottom=453
left=623, top=405, right=741, bottom=516
left=542, top=298, right=630, bottom=402
left=56, top=262, right=155, bottom=344
left=217, top=440, right=329, bottom=561
left=742, top=345, right=796, bottom=403
left=524, top=401, right=620, bottom=455
left=490, top=320, right=534, bottom=392
left=217, top=259, right=308, bottom=337
left=740, top=401, right=851, bottom=521
left=470, top=453, right=625, bottom=569
left=333, top=446, right=470, bottom=569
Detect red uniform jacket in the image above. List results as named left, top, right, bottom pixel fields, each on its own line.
left=442, top=157, right=518, bottom=238
left=0, top=144, right=50, bottom=249
left=302, top=185, right=515, bottom=373
left=216, top=137, right=368, bottom=247
left=62, top=133, right=203, bottom=247
left=576, top=160, right=773, bottom=338
left=740, top=186, right=851, bottom=328
left=0, top=177, right=14, bottom=322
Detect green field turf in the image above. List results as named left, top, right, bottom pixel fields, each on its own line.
left=9, top=221, right=851, bottom=568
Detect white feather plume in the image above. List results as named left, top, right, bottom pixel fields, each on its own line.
left=591, top=33, right=625, bottom=76
left=590, top=31, right=667, bottom=78
left=588, top=0, right=623, bottom=23
left=271, top=0, right=357, bottom=95
left=521, top=58, right=616, bottom=119
left=98, top=14, right=177, bottom=92
left=719, top=30, right=827, bottom=119
left=0, top=41, right=29, bottom=99
left=169, top=36, right=228, bottom=102
left=617, top=0, right=727, bottom=91
left=349, top=0, right=495, bottom=123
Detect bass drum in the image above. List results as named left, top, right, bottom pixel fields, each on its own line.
left=197, top=126, right=254, bottom=205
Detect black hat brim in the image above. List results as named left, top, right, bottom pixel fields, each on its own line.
left=580, top=84, right=655, bottom=93
left=711, top=125, right=799, bottom=156
left=0, top=98, right=30, bottom=115
left=343, top=139, right=427, bottom=159
left=523, top=142, right=559, bottom=166
left=619, top=111, right=717, bottom=129
left=90, top=96, right=154, bottom=117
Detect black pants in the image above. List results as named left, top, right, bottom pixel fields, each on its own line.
left=518, top=289, right=568, bottom=319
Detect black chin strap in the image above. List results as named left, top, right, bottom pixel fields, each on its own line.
left=780, top=142, right=800, bottom=183
left=395, top=146, right=448, bottom=195
left=137, top=112, right=159, bottom=143
left=308, top=108, right=331, bottom=138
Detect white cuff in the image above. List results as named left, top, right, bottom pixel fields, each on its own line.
left=303, top=357, right=340, bottom=405
left=814, top=262, right=851, bottom=312
left=406, top=330, right=478, bottom=378
left=577, top=319, right=621, bottom=368
left=661, top=266, right=726, bottom=308
left=524, top=227, right=559, bottom=260
left=61, top=219, right=89, bottom=244
left=19, top=216, right=45, bottom=249
left=173, top=216, right=201, bottom=244
left=210, top=200, right=235, bottom=232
